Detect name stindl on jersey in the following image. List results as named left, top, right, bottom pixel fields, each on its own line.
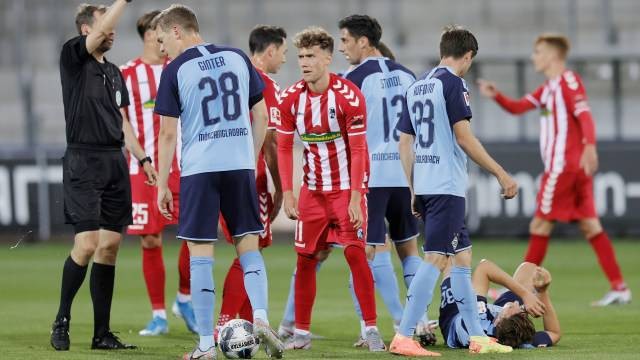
left=218, top=319, right=260, bottom=359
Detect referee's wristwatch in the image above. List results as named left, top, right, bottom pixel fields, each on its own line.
left=139, top=156, right=152, bottom=167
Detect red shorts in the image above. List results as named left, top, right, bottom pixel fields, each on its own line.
left=127, top=172, right=180, bottom=235
left=294, top=186, right=367, bottom=255
left=221, top=191, right=273, bottom=248
left=535, top=170, right=597, bottom=222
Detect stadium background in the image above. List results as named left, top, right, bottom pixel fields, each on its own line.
left=0, top=1, right=638, bottom=359
left=0, top=0, right=639, bottom=239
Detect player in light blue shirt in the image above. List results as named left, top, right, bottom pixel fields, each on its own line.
left=337, top=14, right=436, bottom=347
left=153, top=5, right=283, bottom=359
left=390, top=26, right=523, bottom=356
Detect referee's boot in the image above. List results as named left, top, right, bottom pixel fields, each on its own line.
left=91, top=331, right=137, bottom=350
left=50, top=317, right=70, bottom=351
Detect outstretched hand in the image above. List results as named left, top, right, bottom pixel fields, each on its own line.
left=477, top=79, right=499, bottom=98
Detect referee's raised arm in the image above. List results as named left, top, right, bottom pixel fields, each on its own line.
left=51, top=0, right=137, bottom=353
left=84, top=0, right=131, bottom=55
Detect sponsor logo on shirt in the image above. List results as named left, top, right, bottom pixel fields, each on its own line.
left=299, top=132, right=342, bottom=143
left=270, top=107, right=281, bottom=125
left=463, top=91, right=470, bottom=106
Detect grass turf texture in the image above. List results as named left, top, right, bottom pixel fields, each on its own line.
left=0, top=238, right=638, bottom=359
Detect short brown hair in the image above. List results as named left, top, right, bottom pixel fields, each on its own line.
left=136, top=10, right=161, bottom=39
left=439, top=24, right=478, bottom=59
left=495, top=313, right=536, bottom=348
left=535, top=33, right=570, bottom=59
left=156, top=4, right=199, bottom=33
left=293, top=26, right=333, bottom=53
left=75, top=3, right=107, bottom=35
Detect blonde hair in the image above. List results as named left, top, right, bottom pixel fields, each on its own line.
left=293, top=26, right=333, bottom=53
left=156, top=4, right=199, bottom=33
left=535, top=33, right=570, bottom=59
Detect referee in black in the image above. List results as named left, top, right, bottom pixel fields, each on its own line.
left=50, top=0, right=155, bottom=351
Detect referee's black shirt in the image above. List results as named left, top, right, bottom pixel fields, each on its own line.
left=60, top=35, right=130, bottom=149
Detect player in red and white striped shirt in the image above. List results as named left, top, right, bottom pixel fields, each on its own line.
left=478, top=33, right=630, bottom=306
left=119, top=11, right=195, bottom=336
left=215, top=25, right=286, bottom=335
left=277, top=27, right=384, bottom=351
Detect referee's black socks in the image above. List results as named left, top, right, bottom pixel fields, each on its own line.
left=90, top=262, right=116, bottom=337
left=56, top=256, right=88, bottom=322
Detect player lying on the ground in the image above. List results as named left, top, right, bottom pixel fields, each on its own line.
left=440, top=259, right=561, bottom=349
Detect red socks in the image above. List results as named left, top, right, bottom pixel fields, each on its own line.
left=524, top=234, right=550, bottom=265
left=217, top=258, right=249, bottom=327
left=294, top=254, right=319, bottom=331
left=344, top=246, right=377, bottom=327
left=142, top=246, right=166, bottom=310
left=178, top=241, right=191, bottom=295
left=589, top=232, right=626, bottom=290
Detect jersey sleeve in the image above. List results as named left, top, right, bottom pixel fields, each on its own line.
left=344, top=87, right=367, bottom=136
left=262, top=76, right=281, bottom=129
left=60, top=36, right=91, bottom=71
left=532, top=331, right=554, bottom=347
left=247, top=64, right=265, bottom=109
left=154, top=63, right=181, bottom=118
left=444, top=77, right=473, bottom=126
left=396, top=96, right=415, bottom=135
left=276, top=88, right=297, bottom=192
left=276, top=87, right=297, bottom=134
left=342, top=84, right=368, bottom=191
left=494, top=84, right=543, bottom=115
left=562, top=72, right=596, bottom=144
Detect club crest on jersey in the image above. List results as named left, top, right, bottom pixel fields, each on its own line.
left=451, top=233, right=459, bottom=250
left=115, top=90, right=122, bottom=107
left=329, top=107, right=336, bottom=119
left=357, top=228, right=364, bottom=239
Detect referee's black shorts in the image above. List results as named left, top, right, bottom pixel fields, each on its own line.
left=63, top=147, right=132, bottom=234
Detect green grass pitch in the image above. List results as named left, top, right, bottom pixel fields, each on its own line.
left=0, top=237, right=638, bottom=359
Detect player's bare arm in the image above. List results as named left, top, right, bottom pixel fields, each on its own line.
left=85, top=0, right=130, bottom=55
left=250, top=99, right=269, bottom=163
left=580, top=143, right=599, bottom=176
left=121, top=109, right=157, bottom=186
left=157, top=115, right=178, bottom=220
left=398, top=132, right=419, bottom=218
left=453, top=120, right=518, bottom=199
left=534, top=270, right=562, bottom=344
left=262, top=129, right=283, bottom=221
left=472, top=259, right=546, bottom=317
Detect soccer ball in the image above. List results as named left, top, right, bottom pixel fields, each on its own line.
left=218, top=319, right=260, bottom=359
